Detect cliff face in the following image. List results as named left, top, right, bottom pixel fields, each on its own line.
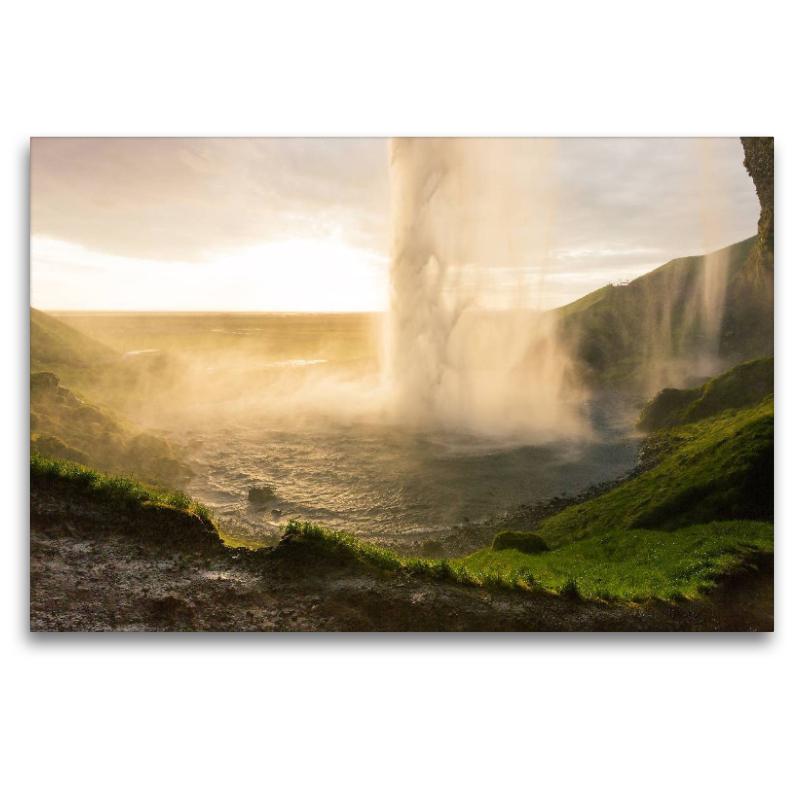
left=712, top=138, right=774, bottom=360
left=741, top=137, right=774, bottom=268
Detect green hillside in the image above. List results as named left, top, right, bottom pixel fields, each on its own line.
left=455, top=347, right=775, bottom=600
left=31, top=307, right=118, bottom=370
left=460, top=521, right=773, bottom=601
left=30, top=308, right=191, bottom=487
left=536, top=396, right=773, bottom=545
left=556, top=137, right=774, bottom=392
left=637, top=356, right=773, bottom=432
left=556, top=236, right=772, bottom=388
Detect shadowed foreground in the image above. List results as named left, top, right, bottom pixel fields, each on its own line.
left=30, top=477, right=773, bottom=632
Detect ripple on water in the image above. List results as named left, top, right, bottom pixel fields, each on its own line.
left=180, top=402, right=640, bottom=545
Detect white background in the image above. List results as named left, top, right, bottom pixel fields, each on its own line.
left=2, top=2, right=797, bottom=798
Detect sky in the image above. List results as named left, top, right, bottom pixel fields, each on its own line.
left=30, top=137, right=760, bottom=312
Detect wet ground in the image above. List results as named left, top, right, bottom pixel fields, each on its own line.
left=30, top=479, right=774, bottom=633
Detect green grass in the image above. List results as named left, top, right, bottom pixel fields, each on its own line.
left=30, top=459, right=774, bottom=604
left=281, top=520, right=773, bottom=602
left=30, top=307, right=118, bottom=371
left=459, top=521, right=773, bottom=601
left=637, top=356, right=773, bottom=432
left=30, top=369, right=192, bottom=487
left=30, top=452, right=212, bottom=522
left=533, top=396, right=773, bottom=545
left=551, top=236, right=771, bottom=389
left=281, top=520, right=481, bottom=586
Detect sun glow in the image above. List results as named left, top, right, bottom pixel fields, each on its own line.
left=31, top=234, right=389, bottom=312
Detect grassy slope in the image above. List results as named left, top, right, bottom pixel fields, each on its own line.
left=533, top=396, right=773, bottom=545
left=637, top=356, right=773, bottom=432
left=452, top=362, right=774, bottom=600
left=31, top=453, right=211, bottom=521
left=30, top=309, right=192, bottom=486
left=554, top=236, right=772, bottom=388
left=454, top=394, right=774, bottom=601
left=278, top=517, right=774, bottom=603
left=460, top=522, right=773, bottom=601
left=31, top=307, right=118, bottom=367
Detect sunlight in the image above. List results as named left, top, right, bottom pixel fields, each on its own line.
left=31, top=234, right=389, bottom=312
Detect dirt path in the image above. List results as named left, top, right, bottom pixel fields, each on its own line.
left=30, top=482, right=773, bottom=632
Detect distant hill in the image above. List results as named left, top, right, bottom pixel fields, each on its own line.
left=30, top=307, right=118, bottom=371
left=556, top=136, right=774, bottom=393
left=29, top=308, right=191, bottom=487
left=554, top=236, right=773, bottom=390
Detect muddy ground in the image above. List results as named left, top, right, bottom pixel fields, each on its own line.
left=30, top=480, right=774, bottom=632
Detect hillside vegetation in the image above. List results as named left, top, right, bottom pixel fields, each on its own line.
left=636, top=356, right=773, bottom=432
left=30, top=308, right=191, bottom=486
left=30, top=307, right=117, bottom=370
left=556, top=236, right=772, bottom=389
left=455, top=344, right=774, bottom=602
left=552, top=137, right=773, bottom=392
left=460, top=522, right=773, bottom=601
left=537, top=396, right=773, bottom=544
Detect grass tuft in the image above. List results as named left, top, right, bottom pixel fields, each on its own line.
left=31, top=452, right=213, bottom=522
left=459, top=521, right=773, bottom=601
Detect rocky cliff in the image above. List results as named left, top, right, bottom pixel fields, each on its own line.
left=741, top=136, right=774, bottom=273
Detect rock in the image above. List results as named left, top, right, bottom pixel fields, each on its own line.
left=30, top=371, right=60, bottom=401
left=492, top=530, right=549, bottom=554
left=248, top=486, right=276, bottom=504
left=421, top=539, right=445, bottom=558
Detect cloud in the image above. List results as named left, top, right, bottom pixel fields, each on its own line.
left=31, top=138, right=391, bottom=262
left=30, top=137, right=760, bottom=310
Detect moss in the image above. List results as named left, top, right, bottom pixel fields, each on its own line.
left=31, top=452, right=213, bottom=523
left=637, top=386, right=704, bottom=433
left=535, top=396, right=773, bottom=546
left=554, top=237, right=771, bottom=388
left=461, top=521, right=773, bottom=602
left=30, top=366, right=192, bottom=488
left=637, top=356, right=773, bottom=432
left=492, top=530, right=549, bottom=554
left=30, top=433, right=91, bottom=466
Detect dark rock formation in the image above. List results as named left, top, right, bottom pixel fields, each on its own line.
left=741, top=136, right=774, bottom=263
left=248, top=486, right=277, bottom=504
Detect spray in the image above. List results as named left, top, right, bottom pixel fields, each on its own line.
left=695, top=139, right=732, bottom=372
left=386, top=138, right=584, bottom=440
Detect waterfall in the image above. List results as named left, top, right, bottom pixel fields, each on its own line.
left=385, top=137, right=584, bottom=441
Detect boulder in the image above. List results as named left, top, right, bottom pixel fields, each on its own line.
left=248, top=486, right=277, bottom=504
left=492, top=530, right=549, bottom=554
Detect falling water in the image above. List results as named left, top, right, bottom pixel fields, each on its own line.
left=695, top=139, right=732, bottom=371
left=386, top=138, right=584, bottom=441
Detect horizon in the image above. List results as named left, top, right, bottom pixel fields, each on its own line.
left=36, top=232, right=758, bottom=316
left=30, top=138, right=759, bottom=313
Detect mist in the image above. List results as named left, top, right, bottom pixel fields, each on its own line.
left=83, top=140, right=593, bottom=446
left=386, top=138, right=585, bottom=440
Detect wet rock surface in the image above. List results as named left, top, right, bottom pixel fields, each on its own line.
left=30, top=480, right=773, bottom=632
left=248, top=486, right=277, bottom=504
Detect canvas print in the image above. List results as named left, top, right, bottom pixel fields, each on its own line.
left=29, top=137, right=774, bottom=632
